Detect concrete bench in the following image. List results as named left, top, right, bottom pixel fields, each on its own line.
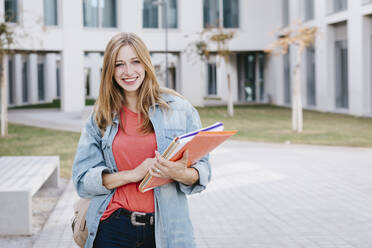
left=0, top=156, right=60, bottom=235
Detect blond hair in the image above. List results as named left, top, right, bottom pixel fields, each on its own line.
left=94, top=32, right=179, bottom=134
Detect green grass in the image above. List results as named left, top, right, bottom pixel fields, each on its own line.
left=197, top=105, right=372, bottom=148
left=1, top=105, right=371, bottom=180
left=0, top=123, right=80, bottom=178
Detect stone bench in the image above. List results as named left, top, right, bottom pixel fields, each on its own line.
left=0, top=156, right=60, bottom=235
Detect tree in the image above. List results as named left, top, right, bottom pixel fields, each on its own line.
left=0, top=14, right=43, bottom=136
left=186, top=26, right=235, bottom=116
left=0, top=22, right=15, bottom=137
left=266, top=21, right=318, bottom=132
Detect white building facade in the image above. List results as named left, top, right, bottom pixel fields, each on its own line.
left=271, top=0, right=372, bottom=116
left=2, top=0, right=372, bottom=117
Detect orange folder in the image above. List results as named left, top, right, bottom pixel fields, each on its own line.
left=139, top=130, right=237, bottom=193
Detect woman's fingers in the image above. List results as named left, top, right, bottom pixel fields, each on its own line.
left=151, top=150, right=189, bottom=181
left=149, top=161, right=169, bottom=178
left=179, top=150, right=189, bottom=165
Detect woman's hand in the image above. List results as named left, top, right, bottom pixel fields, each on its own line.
left=149, top=151, right=199, bottom=186
left=102, top=157, right=155, bottom=190
left=130, top=157, right=156, bottom=182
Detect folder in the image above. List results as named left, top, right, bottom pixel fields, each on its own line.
left=163, top=122, right=224, bottom=160
left=138, top=123, right=237, bottom=193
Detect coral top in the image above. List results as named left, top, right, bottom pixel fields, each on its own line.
left=101, top=106, right=156, bottom=220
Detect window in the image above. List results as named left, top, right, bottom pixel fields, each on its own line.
left=8, top=57, right=14, bottom=105
left=207, top=63, right=217, bottom=95
left=56, top=60, right=61, bottom=98
left=83, top=0, right=117, bottom=28
left=143, top=0, right=178, bottom=29
left=102, top=0, right=116, bottom=27
left=85, top=68, right=91, bottom=97
left=304, top=0, right=314, bottom=21
left=44, top=0, right=58, bottom=26
left=5, top=0, right=18, bottom=23
left=143, top=0, right=159, bottom=28
left=306, top=46, right=316, bottom=106
left=38, top=62, right=45, bottom=101
left=203, top=0, right=239, bottom=28
left=223, top=0, right=239, bottom=28
left=283, top=49, right=291, bottom=104
left=246, top=55, right=256, bottom=101
left=282, top=0, right=289, bottom=27
left=258, top=54, right=265, bottom=101
left=332, top=0, right=347, bottom=12
left=335, top=40, right=348, bottom=108
left=164, top=0, right=177, bottom=28
left=204, top=0, right=219, bottom=28
left=22, top=59, right=28, bottom=103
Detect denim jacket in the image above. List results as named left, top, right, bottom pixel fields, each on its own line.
left=72, top=93, right=211, bottom=248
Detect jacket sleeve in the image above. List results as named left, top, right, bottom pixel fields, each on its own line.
left=72, top=114, right=112, bottom=198
left=178, top=103, right=212, bottom=195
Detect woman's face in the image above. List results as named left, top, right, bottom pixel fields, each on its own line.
left=114, top=45, right=145, bottom=95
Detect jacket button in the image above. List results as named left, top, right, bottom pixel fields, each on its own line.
left=90, top=232, right=94, bottom=236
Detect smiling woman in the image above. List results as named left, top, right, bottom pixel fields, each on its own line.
left=114, top=45, right=145, bottom=95
left=72, top=33, right=211, bottom=248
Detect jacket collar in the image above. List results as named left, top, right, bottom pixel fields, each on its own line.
left=160, top=93, right=176, bottom=104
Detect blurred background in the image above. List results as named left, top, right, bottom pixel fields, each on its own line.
left=2, top=0, right=371, bottom=118
left=1, top=1, right=372, bottom=247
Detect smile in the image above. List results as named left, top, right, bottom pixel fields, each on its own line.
left=122, top=77, right=138, bottom=85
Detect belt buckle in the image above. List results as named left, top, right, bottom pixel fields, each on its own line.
left=130, top=212, right=146, bottom=226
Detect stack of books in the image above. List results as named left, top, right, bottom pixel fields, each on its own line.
left=139, top=122, right=237, bottom=193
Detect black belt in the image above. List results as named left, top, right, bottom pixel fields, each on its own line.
left=117, top=208, right=154, bottom=226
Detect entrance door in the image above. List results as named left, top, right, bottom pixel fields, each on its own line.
left=238, top=54, right=260, bottom=102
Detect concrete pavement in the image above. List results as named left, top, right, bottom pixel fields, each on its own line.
left=8, top=107, right=92, bottom=132
left=6, top=108, right=372, bottom=248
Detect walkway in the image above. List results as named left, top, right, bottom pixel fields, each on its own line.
left=7, top=108, right=372, bottom=248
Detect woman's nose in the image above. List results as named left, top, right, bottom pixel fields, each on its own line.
left=124, top=64, right=134, bottom=76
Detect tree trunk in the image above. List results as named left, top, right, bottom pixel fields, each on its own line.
left=227, top=73, right=234, bottom=117
left=220, top=56, right=233, bottom=117
left=292, top=48, right=303, bottom=133
left=0, top=53, right=8, bottom=136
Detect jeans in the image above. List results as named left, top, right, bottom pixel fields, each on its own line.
left=93, top=209, right=155, bottom=248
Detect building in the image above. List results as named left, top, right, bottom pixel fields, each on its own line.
left=1, top=0, right=372, bottom=117
left=271, top=0, right=372, bottom=116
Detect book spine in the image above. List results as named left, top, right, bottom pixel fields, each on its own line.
left=164, top=142, right=180, bottom=160
left=162, top=137, right=179, bottom=158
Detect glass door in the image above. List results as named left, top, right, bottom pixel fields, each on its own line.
left=238, top=54, right=255, bottom=102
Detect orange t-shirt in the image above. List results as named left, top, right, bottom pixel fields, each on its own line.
left=101, top=106, right=156, bottom=220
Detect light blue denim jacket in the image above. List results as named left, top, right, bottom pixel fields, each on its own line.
left=72, top=94, right=211, bottom=248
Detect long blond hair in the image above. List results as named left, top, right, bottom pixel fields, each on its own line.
left=94, top=32, right=178, bottom=134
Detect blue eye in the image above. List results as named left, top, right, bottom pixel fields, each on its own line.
left=133, top=60, right=141, bottom=64
left=115, top=63, right=124, bottom=67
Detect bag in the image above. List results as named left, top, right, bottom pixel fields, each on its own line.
left=71, top=198, right=91, bottom=248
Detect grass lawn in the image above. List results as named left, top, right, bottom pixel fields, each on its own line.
left=197, top=105, right=372, bottom=148
left=0, top=123, right=80, bottom=178
left=1, top=105, right=371, bottom=179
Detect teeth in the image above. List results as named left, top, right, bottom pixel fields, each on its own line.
left=124, top=77, right=137, bottom=82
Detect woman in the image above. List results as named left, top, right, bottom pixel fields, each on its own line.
left=72, top=32, right=211, bottom=248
